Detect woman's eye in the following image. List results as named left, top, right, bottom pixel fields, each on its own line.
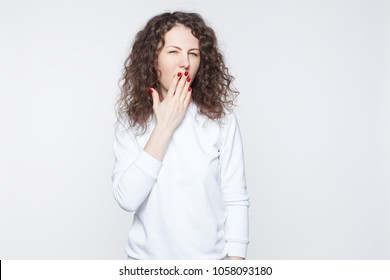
left=189, top=53, right=199, bottom=57
left=168, top=50, right=178, bottom=54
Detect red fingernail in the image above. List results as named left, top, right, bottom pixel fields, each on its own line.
left=177, top=72, right=182, bottom=77
left=188, top=87, right=192, bottom=92
left=187, top=77, right=191, bottom=82
left=148, top=87, right=153, bottom=94
left=184, top=71, right=189, bottom=76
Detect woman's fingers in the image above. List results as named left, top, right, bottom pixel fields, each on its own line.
left=164, top=70, right=192, bottom=109
left=179, top=74, right=192, bottom=102
left=169, top=71, right=190, bottom=98
left=183, top=86, right=192, bottom=108
left=167, top=71, right=183, bottom=98
left=175, top=71, right=190, bottom=97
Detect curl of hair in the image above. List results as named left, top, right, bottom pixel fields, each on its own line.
left=116, top=11, right=239, bottom=133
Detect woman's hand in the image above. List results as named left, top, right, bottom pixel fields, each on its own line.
left=228, top=256, right=245, bottom=260
left=144, top=71, right=192, bottom=161
left=149, top=71, right=192, bottom=136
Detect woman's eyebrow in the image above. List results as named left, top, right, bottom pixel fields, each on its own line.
left=166, top=45, right=200, bottom=51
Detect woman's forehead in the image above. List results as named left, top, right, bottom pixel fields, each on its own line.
left=163, top=25, right=199, bottom=47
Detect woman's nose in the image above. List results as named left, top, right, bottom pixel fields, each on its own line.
left=179, top=54, right=190, bottom=69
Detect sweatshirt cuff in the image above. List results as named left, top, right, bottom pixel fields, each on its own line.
left=227, top=240, right=248, bottom=258
left=134, top=150, right=163, bottom=179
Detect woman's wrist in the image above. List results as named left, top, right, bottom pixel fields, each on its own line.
left=143, top=123, right=172, bottom=161
left=153, top=123, right=174, bottom=139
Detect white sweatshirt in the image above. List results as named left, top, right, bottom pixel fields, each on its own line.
left=112, top=103, right=249, bottom=260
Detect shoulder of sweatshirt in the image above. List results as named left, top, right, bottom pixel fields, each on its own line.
left=114, top=114, right=156, bottom=137
left=187, top=103, right=238, bottom=129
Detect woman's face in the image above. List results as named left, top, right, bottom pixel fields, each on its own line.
left=156, top=24, right=201, bottom=98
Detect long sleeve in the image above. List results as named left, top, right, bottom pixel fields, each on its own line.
left=219, top=112, right=250, bottom=258
left=112, top=120, right=162, bottom=212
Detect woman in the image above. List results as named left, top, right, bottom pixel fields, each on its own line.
left=112, top=11, right=249, bottom=260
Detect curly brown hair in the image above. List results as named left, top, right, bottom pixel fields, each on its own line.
left=117, top=11, right=239, bottom=132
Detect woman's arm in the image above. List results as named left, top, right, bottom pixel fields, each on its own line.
left=112, top=121, right=162, bottom=212
left=112, top=71, right=192, bottom=212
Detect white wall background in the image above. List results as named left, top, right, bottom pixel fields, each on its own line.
left=0, top=0, right=389, bottom=259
